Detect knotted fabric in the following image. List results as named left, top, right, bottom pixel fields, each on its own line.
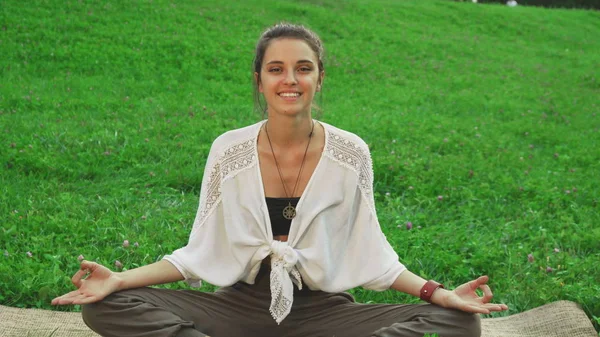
left=269, top=240, right=302, bottom=324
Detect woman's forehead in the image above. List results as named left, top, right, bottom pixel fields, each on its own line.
left=263, top=38, right=318, bottom=64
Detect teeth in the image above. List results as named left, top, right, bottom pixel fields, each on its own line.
left=279, top=93, right=300, bottom=97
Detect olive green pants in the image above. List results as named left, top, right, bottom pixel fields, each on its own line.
left=82, top=268, right=480, bottom=337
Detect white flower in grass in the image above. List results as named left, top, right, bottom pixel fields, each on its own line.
left=507, top=0, right=518, bottom=6
left=78, top=254, right=85, bottom=262
left=123, top=240, right=130, bottom=248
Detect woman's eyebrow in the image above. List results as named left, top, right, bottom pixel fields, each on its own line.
left=265, top=60, right=315, bottom=65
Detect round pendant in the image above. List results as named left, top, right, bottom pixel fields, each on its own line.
left=283, top=205, right=296, bottom=220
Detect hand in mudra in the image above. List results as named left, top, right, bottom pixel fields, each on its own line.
left=51, top=260, right=122, bottom=306
left=438, top=276, right=509, bottom=314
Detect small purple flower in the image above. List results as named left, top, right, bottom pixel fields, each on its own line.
left=437, top=195, right=444, bottom=201
left=26, top=251, right=33, bottom=258
left=133, top=242, right=139, bottom=248
left=115, top=260, right=123, bottom=269
left=527, top=253, right=534, bottom=263
left=123, top=240, right=130, bottom=248
left=78, top=254, right=85, bottom=262
left=546, top=266, right=553, bottom=273
left=406, top=222, right=413, bottom=230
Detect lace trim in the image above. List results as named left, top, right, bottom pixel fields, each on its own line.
left=196, top=138, right=257, bottom=228
left=269, top=241, right=302, bottom=325
left=324, top=130, right=376, bottom=214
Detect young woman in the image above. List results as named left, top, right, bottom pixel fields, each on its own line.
left=52, top=23, right=508, bottom=337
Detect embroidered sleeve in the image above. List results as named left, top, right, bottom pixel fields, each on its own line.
left=324, top=128, right=406, bottom=290
left=325, top=131, right=376, bottom=215
left=192, top=137, right=257, bottom=232
left=191, top=141, right=222, bottom=232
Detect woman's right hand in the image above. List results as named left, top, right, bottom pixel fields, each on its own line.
left=51, top=260, right=123, bottom=306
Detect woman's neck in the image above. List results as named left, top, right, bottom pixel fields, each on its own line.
left=264, top=113, right=314, bottom=148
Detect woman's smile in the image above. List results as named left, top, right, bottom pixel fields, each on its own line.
left=278, top=91, right=302, bottom=101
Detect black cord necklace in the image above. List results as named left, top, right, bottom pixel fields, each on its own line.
left=264, top=120, right=315, bottom=220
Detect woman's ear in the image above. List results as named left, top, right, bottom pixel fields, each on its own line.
left=254, top=72, right=263, bottom=93
left=317, top=70, right=325, bottom=92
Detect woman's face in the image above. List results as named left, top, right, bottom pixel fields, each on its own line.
left=256, top=38, right=323, bottom=117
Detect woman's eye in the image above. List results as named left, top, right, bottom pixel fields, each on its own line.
left=299, top=67, right=312, bottom=72
left=268, top=68, right=281, bottom=73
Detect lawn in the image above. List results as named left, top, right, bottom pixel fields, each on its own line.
left=1, top=0, right=599, bottom=332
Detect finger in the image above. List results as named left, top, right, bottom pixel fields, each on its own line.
left=73, top=294, right=101, bottom=305
left=468, top=275, right=488, bottom=291
left=51, top=290, right=84, bottom=305
left=464, top=304, right=490, bottom=314
left=484, top=303, right=509, bottom=312
left=476, top=275, right=489, bottom=285
left=71, top=269, right=89, bottom=288
left=479, top=284, right=494, bottom=303
left=80, top=260, right=102, bottom=273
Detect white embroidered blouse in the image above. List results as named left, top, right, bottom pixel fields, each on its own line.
left=162, top=120, right=406, bottom=324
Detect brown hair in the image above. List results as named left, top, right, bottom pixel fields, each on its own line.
left=252, top=23, right=325, bottom=115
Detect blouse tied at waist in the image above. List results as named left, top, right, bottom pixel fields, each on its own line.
left=268, top=240, right=302, bottom=324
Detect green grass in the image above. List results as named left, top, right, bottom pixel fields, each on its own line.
left=1, top=0, right=599, bottom=333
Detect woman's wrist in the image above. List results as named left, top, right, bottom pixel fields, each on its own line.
left=112, top=272, right=127, bottom=291
left=430, top=288, right=450, bottom=306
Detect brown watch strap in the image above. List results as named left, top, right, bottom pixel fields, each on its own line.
left=420, top=280, right=444, bottom=303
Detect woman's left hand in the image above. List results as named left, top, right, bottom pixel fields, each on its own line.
left=432, top=275, right=509, bottom=314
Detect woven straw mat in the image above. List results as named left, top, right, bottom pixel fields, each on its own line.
left=0, top=300, right=597, bottom=337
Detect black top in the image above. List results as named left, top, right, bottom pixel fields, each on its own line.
left=266, top=197, right=300, bottom=236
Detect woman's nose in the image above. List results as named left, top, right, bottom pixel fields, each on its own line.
left=283, top=70, right=298, bottom=85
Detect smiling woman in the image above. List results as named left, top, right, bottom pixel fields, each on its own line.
left=51, top=23, right=508, bottom=337
left=252, top=23, right=325, bottom=118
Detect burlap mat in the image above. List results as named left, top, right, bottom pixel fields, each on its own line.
left=480, top=300, right=597, bottom=337
left=0, top=300, right=597, bottom=337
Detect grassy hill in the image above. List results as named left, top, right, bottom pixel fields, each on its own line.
left=1, top=0, right=599, bottom=331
